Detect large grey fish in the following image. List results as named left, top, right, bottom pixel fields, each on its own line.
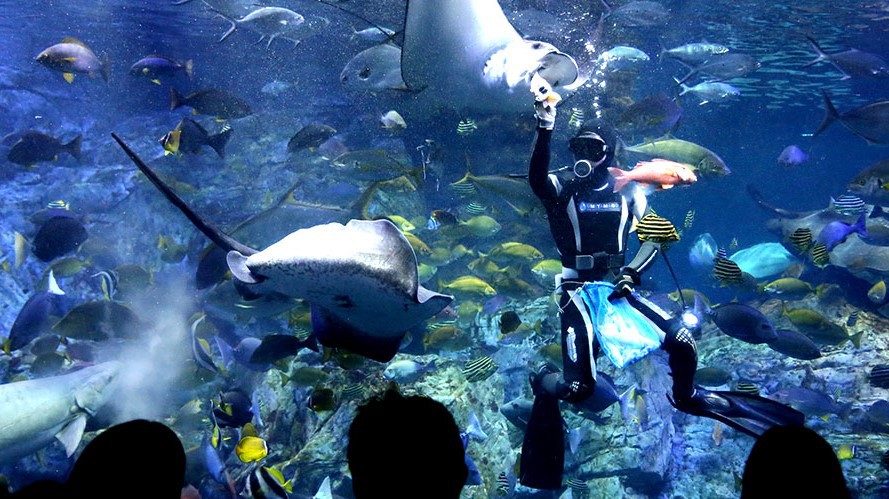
left=204, top=3, right=309, bottom=48
left=601, top=0, right=670, bottom=27
left=696, top=296, right=777, bottom=344
left=36, top=38, right=109, bottom=83
left=814, top=90, right=889, bottom=145
left=805, top=36, right=889, bottom=80
left=340, top=43, right=407, bottom=91
left=0, top=362, right=119, bottom=464
left=112, top=134, right=452, bottom=362
left=617, top=93, right=682, bottom=137
left=660, top=42, right=729, bottom=66
left=7, top=131, right=82, bottom=166
left=676, top=53, right=760, bottom=84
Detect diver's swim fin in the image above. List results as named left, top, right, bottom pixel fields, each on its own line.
left=670, top=387, right=805, bottom=438
left=519, top=393, right=564, bottom=489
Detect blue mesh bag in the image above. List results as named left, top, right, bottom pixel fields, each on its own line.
left=574, top=281, right=662, bottom=368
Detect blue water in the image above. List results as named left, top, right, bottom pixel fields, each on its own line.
left=2, top=0, right=889, bottom=497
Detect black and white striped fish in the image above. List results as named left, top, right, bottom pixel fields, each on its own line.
left=789, top=227, right=813, bottom=253
left=830, top=194, right=866, bottom=215
left=462, top=356, right=497, bottom=382
left=810, top=242, right=829, bottom=267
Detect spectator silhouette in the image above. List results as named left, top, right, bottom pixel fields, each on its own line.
left=742, top=424, right=850, bottom=499
left=66, top=419, right=186, bottom=499
left=348, top=388, right=468, bottom=499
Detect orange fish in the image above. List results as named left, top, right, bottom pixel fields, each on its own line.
left=609, top=158, right=698, bottom=192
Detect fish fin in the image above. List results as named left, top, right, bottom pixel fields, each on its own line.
left=608, top=167, right=629, bottom=192
left=226, top=251, right=261, bottom=284
left=207, top=125, right=233, bottom=159
left=65, top=134, right=83, bottom=161
left=169, top=87, right=183, bottom=110
left=313, top=476, right=332, bottom=499
left=63, top=73, right=74, bottom=83
left=813, top=90, right=839, bottom=136
left=803, top=36, right=827, bottom=66
left=47, top=270, right=65, bottom=296
left=56, top=414, right=87, bottom=457
left=152, top=79, right=161, bottom=85
left=310, top=304, right=404, bottom=362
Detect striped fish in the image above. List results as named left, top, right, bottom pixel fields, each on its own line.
left=568, top=107, right=585, bottom=129
left=465, top=202, right=487, bottom=216
left=47, top=199, right=70, bottom=210
left=462, top=356, right=497, bottom=382
left=495, top=471, right=512, bottom=495
left=846, top=311, right=860, bottom=327
left=716, top=247, right=727, bottom=260
left=810, top=242, right=829, bottom=267
left=635, top=213, right=679, bottom=243
left=735, top=382, right=759, bottom=395
left=789, top=227, right=813, bottom=253
left=712, top=257, right=742, bottom=283
left=456, top=118, right=479, bottom=136
left=340, top=383, right=365, bottom=399
left=830, top=194, right=866, bottom=215
left=567, top=477, right=589, bottom=491
left=684, top=209, right=695, bottom=229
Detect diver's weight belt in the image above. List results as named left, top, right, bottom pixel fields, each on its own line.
left=562, top=252, right=624, bottom=271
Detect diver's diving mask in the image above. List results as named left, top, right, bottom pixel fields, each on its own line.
left=569, top=132, right=609, bottom=177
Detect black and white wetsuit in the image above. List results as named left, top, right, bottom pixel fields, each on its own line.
left=528, top=128, right=697, bottom=403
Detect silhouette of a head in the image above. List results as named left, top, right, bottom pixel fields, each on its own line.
left=348, top=388, right=468, bottom=499
left=66, top=419, right=185, bottom=499
left=742, top=424, right=849, bottom=499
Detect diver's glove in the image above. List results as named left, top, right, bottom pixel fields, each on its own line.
left=531, top=73, right=561, bottom=130
left=609, top=267, right=640, bottom=300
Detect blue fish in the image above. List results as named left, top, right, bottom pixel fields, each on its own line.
left=6, top=271, right=65, bottom=352
left=817, top=213, right=867, bottom=250
left=777, top=145, right=808, bottom=167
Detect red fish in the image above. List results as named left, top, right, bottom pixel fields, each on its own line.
left=609, top=158, right=698, bottom=192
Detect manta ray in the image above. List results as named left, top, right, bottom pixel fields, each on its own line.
left=396, top=0, right=581, bottom=112
left=112, top=134, right=452, bottom=362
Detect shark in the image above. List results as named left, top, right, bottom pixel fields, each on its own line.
left=112, top=134, right=452, bottom=362
left=0, top=361, right=120, bottom=465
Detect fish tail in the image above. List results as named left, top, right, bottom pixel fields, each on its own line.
left=65, top=134, right=83, bottom=161
left=854, top=212, right=868, bottom=238
left=100, top=52, right=111, bottom=82
left=608, top=167, right=629, bottom=192
left=675, top=68, right=696, bottom=86
left=111, top=133, right=257, bottom=257
left=170, top=87, right=184, bottom=110
left=813, top=90, right=839, bottom=136
left=208, top=124, right=233, bottom=159
left=803, top=36, right=827, bottom=67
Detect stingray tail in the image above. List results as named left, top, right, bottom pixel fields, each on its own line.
left=746, top=184, right=808, bottom=219
left=111, top=133, right=257, bottom=256
left=814, top=90, right=839, bottom=137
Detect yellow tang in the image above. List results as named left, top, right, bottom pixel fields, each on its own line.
left=439, top=275, right=496, bottom=296
left=236, top=435, right=268, bottom=463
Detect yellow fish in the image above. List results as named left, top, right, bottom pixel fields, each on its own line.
left=403, top=232, right=431, bottom=255
left=488, top=242, right=544, bottom=262
left=439, top=276, right=496, bottom=296
left=868, top=280, right=887, bottom=304
left=235, top=434, right=268, bottom=463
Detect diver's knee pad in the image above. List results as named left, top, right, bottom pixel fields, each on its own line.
left=663, top=318, right=698, bottom=355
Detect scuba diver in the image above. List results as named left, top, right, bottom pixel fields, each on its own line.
left=519, top=75, right=804, bottom=489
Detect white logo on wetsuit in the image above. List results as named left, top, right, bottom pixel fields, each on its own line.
left=578, top=201, right=620, bottom=212
left=567, top=327, right=578, bottom=362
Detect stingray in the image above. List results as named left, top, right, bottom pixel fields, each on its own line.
left=111, top=134, right=452, bottom=362
left=401, top=0, right=581, bottom=112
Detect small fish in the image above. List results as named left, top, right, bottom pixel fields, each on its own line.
left=170, top=87, right=252, bottom=119
left=129, top=55, right=193, bottom=84
left=789, top=227, right=813, bottom=253
left=31, top=216, right=88, bottom=262
left=487, top=241, right=543, bottom=262
left=246, top=466, right=292, bottom=499
left=597, top=45, right=650, bottom=72
left=308, top=387, right=337, bottom=412
left=846, top=311, right=860, bottom=327
left=456, top=118, right=478, bottom=136
left=767, top=329, right=822, bottom=360
left=683, top=209, right=695, bottom=229
left=836, top=444, right=856, bottom=460
left=660, top=42, right=729, bottom=65
left=870, top=365, right=889, bottom=389
left=810, top=242, right=830, bottom=267
left=287, top=123, right=336, bottom=152
left=609, top=159, right=697, bottom=192
left=6, top=271, right=65, bottom=353
left=439, top=276, right=496, bottom=297
left=8, top=131, right=82, bottom=166
left=383, top=359, right=435, bottom=383
left=465, top=411, right=488, bottom=442
left=159, top=119, right=232, bottom=158
left=340, top=383, right=365, bottom=399
left=677, top=80, right=740, bottom=105
left=380, top=110, right=407, bottom=129
left=191, top=315, right=219, bottom=373
left=777, top=145, right=808, bottom=167
left=157, top=234, right=188, bottom=263
left=817, top=213, right=867, bottom=250
left=694, top=366, right=732, bottom=387
left=635, top=213, right=680, bottom=243
left=735, top=382, right=760, bottom=395
left=465, top=202, right=487, bottom=215
left=762, top=277, right=814, bottom=299
left=566, top=477, right=589, bottom=491
left=869, top=280, right=887, bottom=304
left=351, top=25, right=396, bottom=43
left=213, top=390, right=254, bottom=428
left=462, top=356, right=497, bottom=382
left=36, top=37, right=109, bottom=83
left=830, top=194, right=866, bottom=215
left=14, top=232, right=27, bottom=268
left=568, top=107, right=585, bottom=129
left=427, top=210, right=458, bottom=231
left=235, top=434, right=268, bottom=463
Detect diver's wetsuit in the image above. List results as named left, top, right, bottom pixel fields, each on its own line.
left=527, top=127, right=697, bottom=404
